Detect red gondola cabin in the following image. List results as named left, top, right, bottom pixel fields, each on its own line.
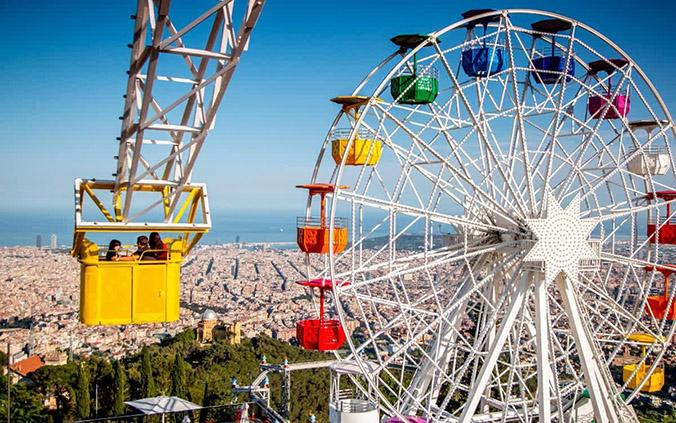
left=296, top=279, right=350, bottom=351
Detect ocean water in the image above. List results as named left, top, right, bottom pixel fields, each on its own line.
left=0, top=209, right=299, bottom=247
left=0, top=208, right=634, bottom=248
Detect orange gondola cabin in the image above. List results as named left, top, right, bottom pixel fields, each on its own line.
left=296, top=184, right=348, bottom=254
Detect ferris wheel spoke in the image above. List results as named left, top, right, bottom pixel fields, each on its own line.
left=403, top=258, right=516, bottom=414
left=579, top=144, right=673, bottom=204
left=343, top=241, right=512, bottom=290
left=350, top=273, right=468, bottom=357
left=540, top=34, right=578, bottom=198
left=432, top=41, right=531, bottom=218
left=387, top=141, right=520, bottom=225
left=595, top=198, right=675, bottom=226
left=335, top=211, right=491, bottom=282
left=373, top=103, right=523, bottom=224
left=599, top=251, right=676, bottom=274
left=337, top=190, right=514, bottom=235
left=504, top=17, right=539, bottom=211
left=437, top=259, right=528, bottom=416
left=577, top=273, right=658, bottom=344
left=373, top=254, right=522, bottom=406
left=555, top=69, right=633, bottom=200
left=372, top=110, right=478, bottom=208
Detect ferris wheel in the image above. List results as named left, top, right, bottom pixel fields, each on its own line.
left=298, top=9, right=675, bottom=423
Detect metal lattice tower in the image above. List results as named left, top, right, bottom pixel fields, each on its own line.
left=114, top=0, right=265, bottom=222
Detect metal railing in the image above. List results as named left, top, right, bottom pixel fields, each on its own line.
left=580, top=239, right=601, bottom=271
left=395, top=64, right=439, bottom=78
left=297, top=216, right=347, bottom=228
left=531, top=46, right=575, bottom=58
left=331, top=128, right=379, bottom=140
left=332, top=399, right=377, bottom=413
left=626, top=147, right=668, bottom=155
left=298, top=318, right=342, bottom=329
left=647, top=218, right=676, bottom=225
left=101, top=247, right=169, bottom=261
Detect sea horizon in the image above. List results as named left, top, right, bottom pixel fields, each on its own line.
left=0, top=208, right=301, bottom=247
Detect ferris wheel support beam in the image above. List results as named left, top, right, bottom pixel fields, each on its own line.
left=399, top=277, right=473, bottom=414
left=533, top=272, right=553, bottom=422
left=556, top=274, right=621, bottom=423
left=383, top=255, right=524, bottom=417
left=457, top=273, right=528, bottom=422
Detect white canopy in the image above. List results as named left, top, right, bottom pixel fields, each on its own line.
left=125, top=396, right=201, bottom=415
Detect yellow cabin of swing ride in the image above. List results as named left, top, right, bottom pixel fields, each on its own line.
left=72, top=180, right=210, bottom=326
left=68, top=0, right=266, bottom=326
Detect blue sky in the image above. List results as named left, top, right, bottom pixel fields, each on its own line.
left=0, top=0, right=674, bottom=215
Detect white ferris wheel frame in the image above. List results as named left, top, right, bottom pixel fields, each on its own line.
left=304, top=9, right=675, bottom=423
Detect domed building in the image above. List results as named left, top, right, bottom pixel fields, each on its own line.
left=202, top=309, right=218, bottom=321
left=196, top=309, right=242, bottom=345
left=197, top=309, right=218, bottom=343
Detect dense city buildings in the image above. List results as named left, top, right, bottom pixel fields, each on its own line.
left=0, top=245, right=327, bottom=360
left=1, top=243, right=674, bottom=397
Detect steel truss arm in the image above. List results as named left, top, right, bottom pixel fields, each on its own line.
left=112, top=0, right=266, bottom=222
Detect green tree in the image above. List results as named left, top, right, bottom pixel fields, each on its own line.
left=31, top=361, right=78, bottom=420
left=170, top=353, right=188, bottom=423
left=113, top=360, right=127, bottom=416
left=198, top=382, right=210, bottom=423
left=171, top=353, right=187, bottom=398
left=77, top=363, right=91, bottom=419
left=140, top=346, right=156, bottom=398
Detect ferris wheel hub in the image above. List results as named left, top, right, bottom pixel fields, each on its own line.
left=523, top=190, right=599, bottom=284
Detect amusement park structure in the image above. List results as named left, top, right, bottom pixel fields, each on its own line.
left=66, top=3, right=675, bottom=423
left=71, top=0, right=265, bottom=325
left=293, top=8, right=674, bottom=423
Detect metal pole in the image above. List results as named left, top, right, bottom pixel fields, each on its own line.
left=95, top=384, right=98, bottom=417
left=6, top=341, right=10, bottom=423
